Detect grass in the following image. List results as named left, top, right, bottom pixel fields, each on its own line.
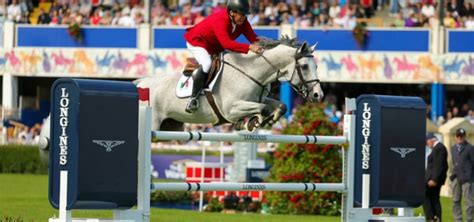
left=414, top=197, right=454, bottom=222
left=0, top=174, right=457, bottom=222
left=0, top=174, right=333, bottom=222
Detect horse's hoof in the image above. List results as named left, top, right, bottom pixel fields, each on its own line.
left=245, top=124, right=256, bottom=133
left=245, top=115, right=263, bottom=132
left=259, top=117, right=271, bottom=128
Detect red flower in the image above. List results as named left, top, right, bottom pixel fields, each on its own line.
left=280, top=175, right=291, bottom=181
left=274, top=151, right=281, bottom=158
left=312, top=120, right=322, bottom=129
left=322, top=144, right=334, bottom=153
left=290, top=193, right=305, bottom=203
left=285, top=151, right=294, bottom=158
left=290, top=196, right=298, bottom=203
left=307, top=144, right=317, bottom=153
left=291, top=173, right=304, bottom=181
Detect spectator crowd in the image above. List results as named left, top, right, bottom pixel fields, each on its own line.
left=0, top=0, right=473, bottom=28
left=442, top=97, right=474, bottom=125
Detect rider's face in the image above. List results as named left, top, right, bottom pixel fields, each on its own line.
left=231, top=11, right=247, bottom=25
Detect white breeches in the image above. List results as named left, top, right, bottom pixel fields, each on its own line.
left=186, top=42, right=212, bottom=73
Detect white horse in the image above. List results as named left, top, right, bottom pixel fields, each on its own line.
left=136, top=37, right=324, bottom=131
left=38, top=37, right=324, bottom=163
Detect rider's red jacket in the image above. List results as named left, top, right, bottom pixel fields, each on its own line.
left=184, top=10, right=258, bottom=55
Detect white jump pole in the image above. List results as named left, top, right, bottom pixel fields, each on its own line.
left=152, top=131, right=347, bottom=145
left=59, top=171, right=71, bottom=222
left=199, top=145, right=205, bottom=212
left=151, top=182, right=346, bottom=192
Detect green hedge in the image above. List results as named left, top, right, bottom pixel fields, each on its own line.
left=0, top=145, right=47, bottom=174
left=266, top=103, right=343, bottom=215
left=151, top=190, right=192, bottom=203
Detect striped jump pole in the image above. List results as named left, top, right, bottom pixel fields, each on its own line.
left=151, top=182, right=346, bottom=192
left=152, top=131, right=347, bottom=145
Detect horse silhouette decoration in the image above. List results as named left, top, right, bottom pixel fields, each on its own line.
left=136, top=37, right=324, bottom=131
left=96, top=51, right=115, bottom=72
left=321, top=54, right=342, bottom=76
left=443, top=56, right=466, bottom=79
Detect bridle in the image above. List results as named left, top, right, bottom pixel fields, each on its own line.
left=261, top=51, right=321, bottom=100
left=287, top=55, right=321, bottom=100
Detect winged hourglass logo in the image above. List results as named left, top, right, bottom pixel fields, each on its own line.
left=390, top=147, right=416, bottom=158
left=92, top=140, right=125, bottom=152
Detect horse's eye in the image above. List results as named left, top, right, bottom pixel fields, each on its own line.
left=301, top=64, right=309, bottom=70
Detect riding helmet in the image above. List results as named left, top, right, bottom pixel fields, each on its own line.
left=227, top=0, right=250, bottom=15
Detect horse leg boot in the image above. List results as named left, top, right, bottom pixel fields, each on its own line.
left=259, top=98, right=288, bottom=128
left=185, top=67, right=208, bottom=113
left=260, top=103, right=287, bottom=128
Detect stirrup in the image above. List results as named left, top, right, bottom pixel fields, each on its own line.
left=185, top=98, right=199, bottom=113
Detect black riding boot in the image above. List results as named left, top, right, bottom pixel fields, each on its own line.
left=185, top=67, right=207, bottom=113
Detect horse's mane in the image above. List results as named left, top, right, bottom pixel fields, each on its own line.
left=257, top=35, right=301, bottom=49
left=256, top=35, right=312, bottom=57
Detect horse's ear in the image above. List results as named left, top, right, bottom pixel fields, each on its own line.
left=310, top=42, right=318, bottom=52
left=295, top=41, right=308, bottom=59
left=290, top=38, right=297, bottom=45
left=297, top=41, right=308, bottom=53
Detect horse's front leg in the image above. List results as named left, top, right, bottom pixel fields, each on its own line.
left=228, top=99, right=287, bottom=131
left=228, top=100, right=268, bottom=131
left=228, top=100, right=267, bottom=122
left=260, top=97, right=287, bottom=128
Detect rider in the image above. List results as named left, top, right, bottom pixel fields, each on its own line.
left=183, top=0, right=263, bottom=113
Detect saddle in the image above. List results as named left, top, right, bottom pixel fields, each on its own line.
left=180, top=54, right=228, bottom=125
left=183, top=55, right=222, bottom=86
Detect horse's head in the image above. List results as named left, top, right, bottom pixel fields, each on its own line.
left=278, top=41, right=324, bottom=103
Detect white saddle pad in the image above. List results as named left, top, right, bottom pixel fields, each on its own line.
left=176, top=75, right=194, bottom=98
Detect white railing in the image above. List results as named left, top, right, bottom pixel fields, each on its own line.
left=152, top=182, right=346, bottom=192
left=152, top=131, right=347, bottom=145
